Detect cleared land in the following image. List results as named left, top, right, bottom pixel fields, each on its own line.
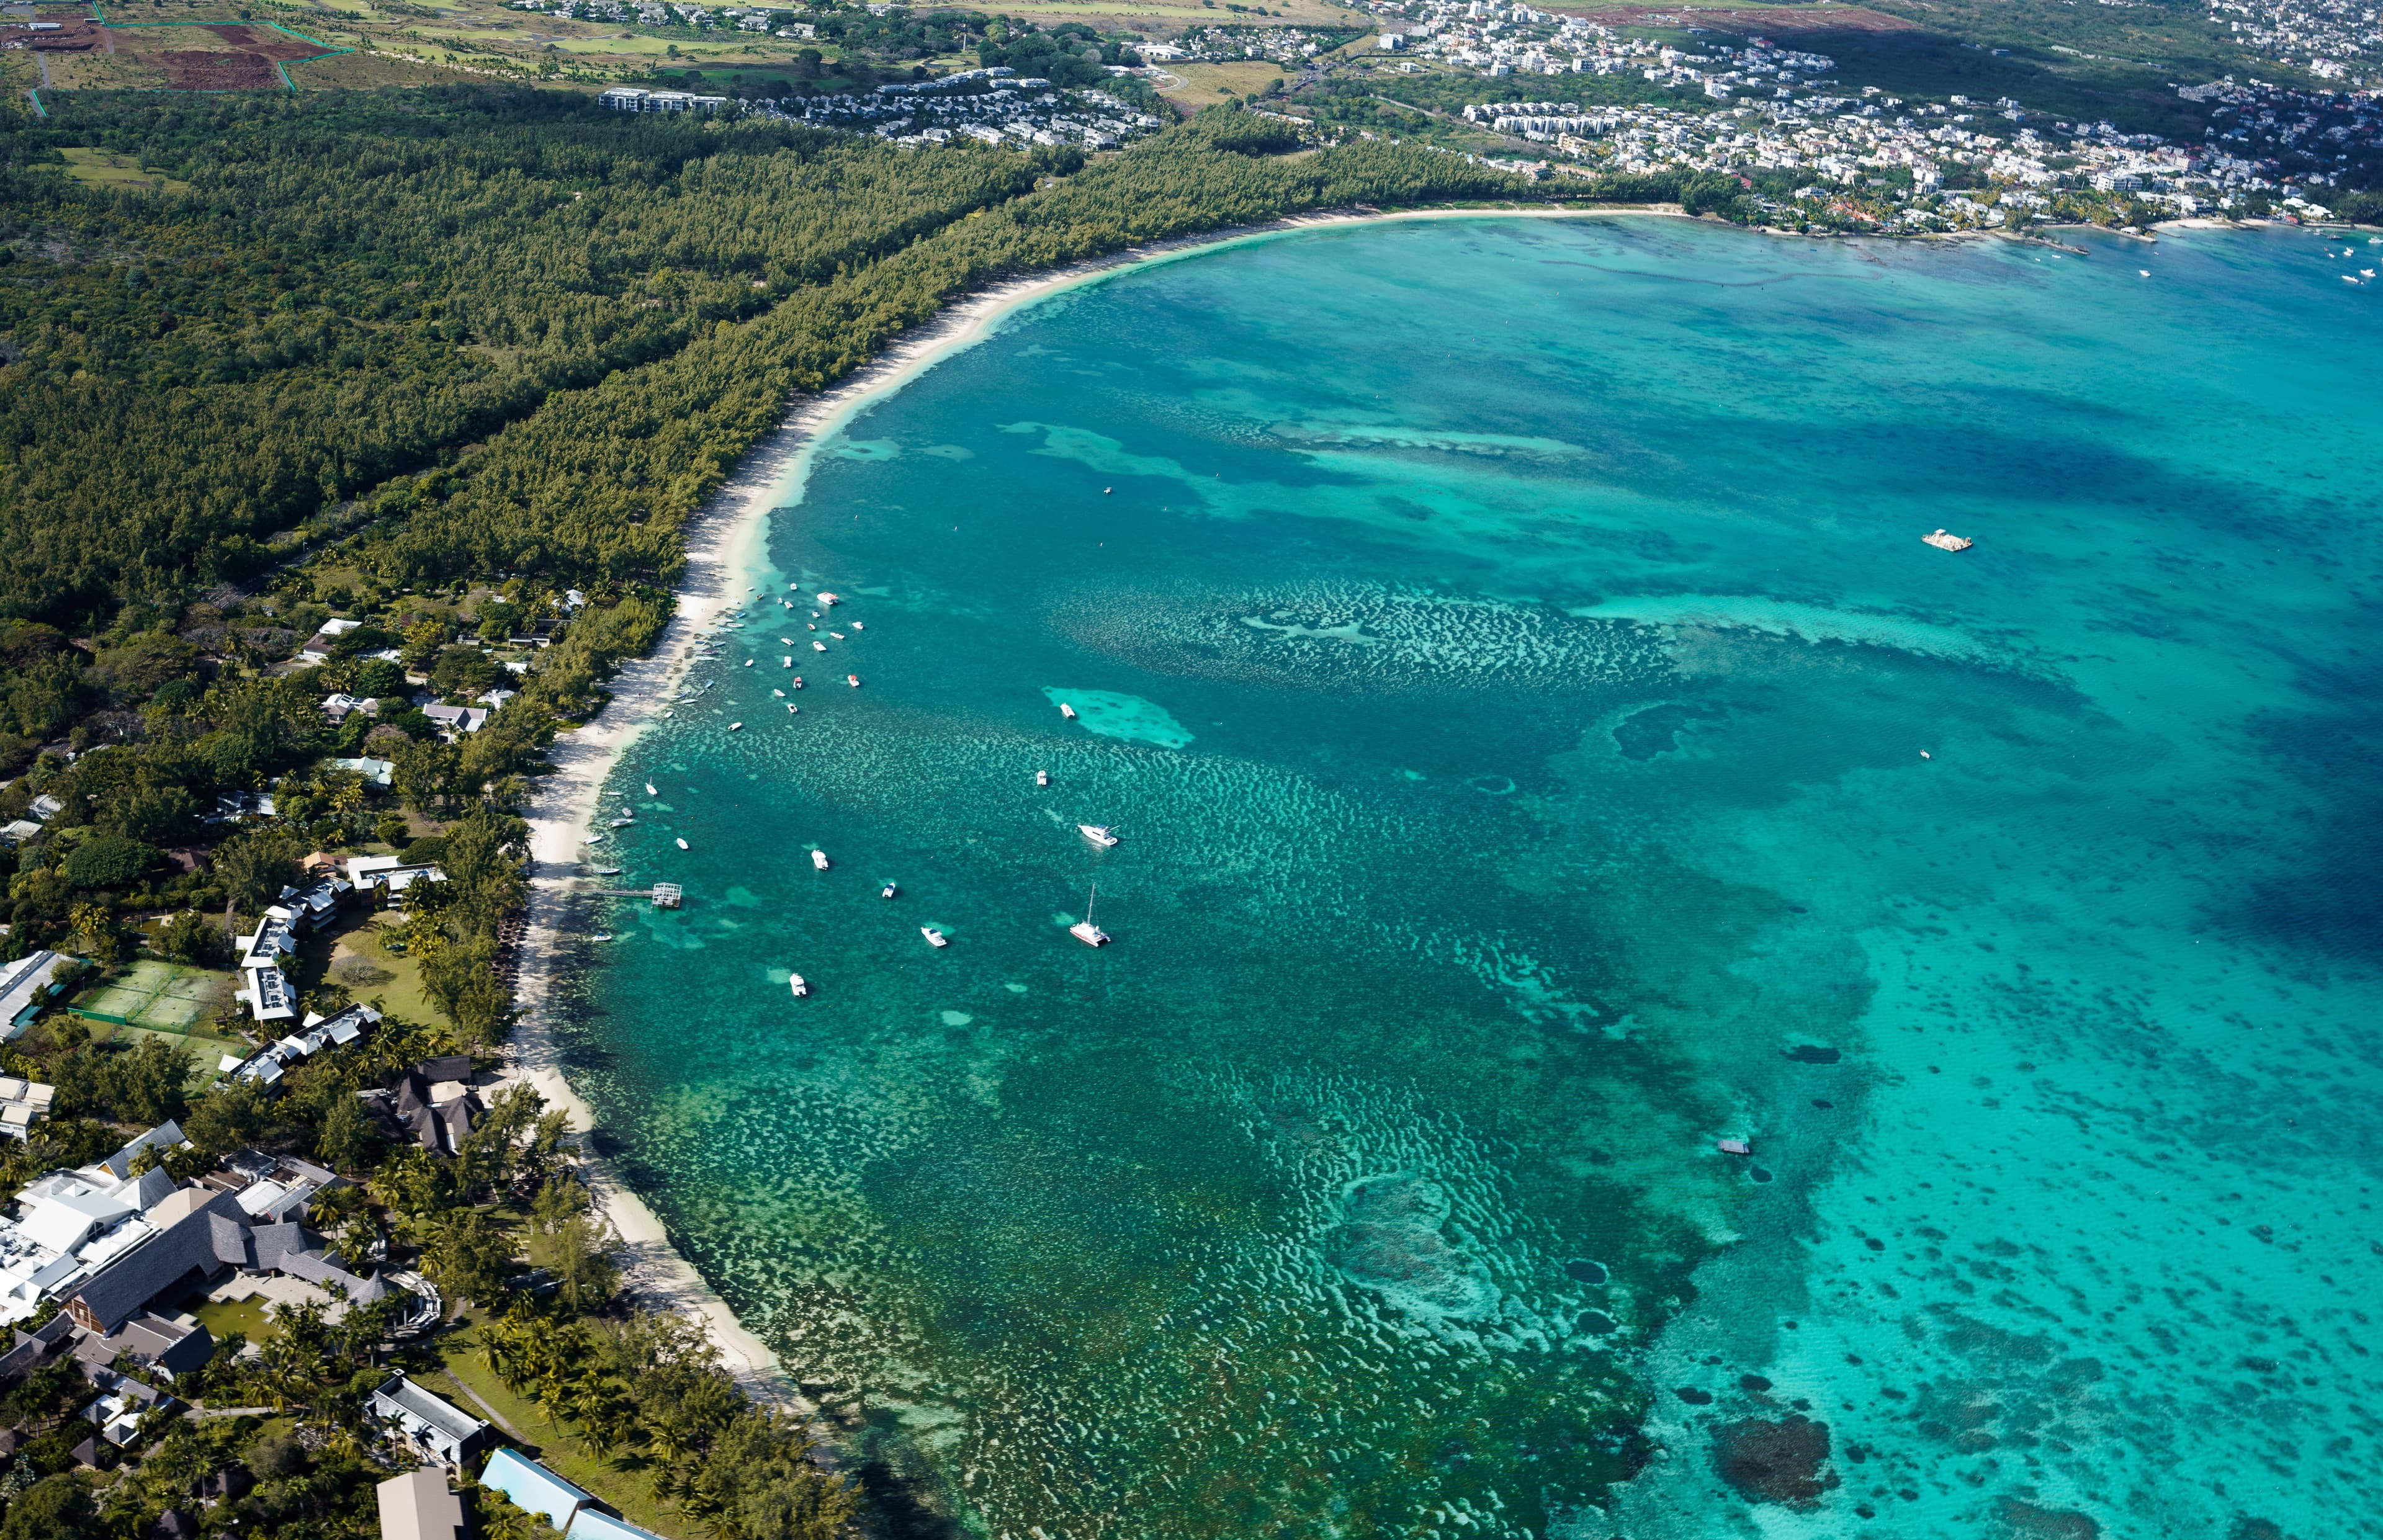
left=56, top=145, right=194, bottom=191
left=1157, top=57, right=1290, bottom=107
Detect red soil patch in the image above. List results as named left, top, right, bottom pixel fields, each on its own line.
left=197, top=22, right=336, bottom=61
left=158, top=48, right=278, bottom=88
left=1553, top=4, right=1917, bottom=32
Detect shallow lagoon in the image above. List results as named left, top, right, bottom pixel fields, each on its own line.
left=558, top=216, right=2383, bottom=1538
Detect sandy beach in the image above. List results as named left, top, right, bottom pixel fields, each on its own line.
left=496, top=197, right=1699, bottom=1410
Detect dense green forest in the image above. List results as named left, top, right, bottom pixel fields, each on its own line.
left=0, top=86, right=1547, bottom=1538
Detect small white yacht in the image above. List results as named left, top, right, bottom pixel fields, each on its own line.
left=1079, top=824, right=1120, bottom=848
left=812, top=849, right=831, bottom=871
left=921, top=926, right=948, bottom=947
left=593, top=933, right=614, bottom=943
left=1036, top=769, right=1049, bottom=787
left=1059, top=702, right=1077, bottom=720
left=645, top=782, right=658, bottom=797
left=881, top=882, right=898, bottom=899
left=609, top=817, right=635, bottom=829
left=729, top=722, right=743, bottom=732
left=595, top=867, right=621, bottom=877
left=851, top=622, right=864, bottom=632
left=783, top=656, right=792, bottom=668
left=814, top=641, right=827, bottom=652
left=676, top=837, right=690, bottom=850
left=773, top=688, right=786, bottom=697
left=1070, top=884, right=1111, bottom=947
left=789, top=974, right=809, bottom=998
left=847, top=674, right=861, bottom=688
left=792, top=676, right=804, bottom=689
left=829, top=632, right=845, bottom=640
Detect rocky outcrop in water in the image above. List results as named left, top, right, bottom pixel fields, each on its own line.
left=1710, top=1414, right=1836, bottom=1508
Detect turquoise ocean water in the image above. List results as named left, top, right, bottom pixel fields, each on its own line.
left=553, top=216, right=2383, bottom=1539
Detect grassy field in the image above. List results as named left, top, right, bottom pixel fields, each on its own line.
left=55, top=146, right=194, bottom=193
left=1157, top=58, right=1290, bottom=107
left=189, top=1292, right=276, bottom=1346
left=435, top=1321, right=696, bottom=1540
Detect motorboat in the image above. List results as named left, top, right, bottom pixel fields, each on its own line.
left=792, top=677, right=804, bottom=689
left=783, top=656, right=792, bottom=668
left=847, top=674, right=861, bottom=688
left=818, top=592, right=840, bottom=607
left=676, top=838, right=690, bottom=850
left=789, top=974, right=809, bottom=998
left=593, top=933, right=614, bottom=943
left=1036, top=769, right=1049, bottom=787
left=881, top=882, right=898, bottom=899
left=1070, top=884, right=1111, bottom=947
left=850, top=622, right=864, bottom=632
left=595, top=867, right=621, bottom=877
left=645, top=782, right=658, bottom=797
left=1079, top=824, right=1120, bottom=848
left=921, top=926, right=948, bottom=947
left=773, top=689, right=786, bottom=697
left=1059, top=702, right=1077, bottom=720
left=814, top=642, right=827, bottom=652
left=788, top=704, right=798, bottom=714
left=729, top=722, right=743, bottom=732
left=743, top=660, right=753, bottom=668
left=807, top=624, right=817, bottom=632
left=1921, top=529, right=1973, bottom=552
left=812, top=850, right=831, bottom=871
left=609, top=817, right=635, bottom=829
left=828, top=632, right=845, bottom=640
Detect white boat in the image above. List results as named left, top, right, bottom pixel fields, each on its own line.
left=595, top=867, right=621, bottom=876
left=881, top=882, right=898, bottom=899
left=593, top=933, right=614, bottom=943
left=818, top=592, right=840, bottom=607
left=807, top=624, right=817, bottom=632
left=920, top=926, right=948, bottom=947
left=729, top=722, right=743, bottom=732
left=782, top=656, right=792, bottom=668
left=773, top=689, right=786, bottom=697
left=813, top=642, right=827, bottom=652
left=609, top=817, right=635, bottom=829
left=792, top=677, right=804, bottom=689
left=1921, top=529, right=1974, bottom=552
left=743, top=660, right=753, bottom=668
left=645, top=783, right=658, bottom=797
left=829, top=632, right=845, bottom=640
left=781, top=638, right=794, bottom=645
left=1036, top=769, right=1049, bottom=787
left=789, top=974, right=809, bottom=998
left=847, top=674, right=861, bottom=688
left=1070, top=884, right=1111, bottom=947
left=1059, top=702, right=1077, bottom=720
left=788, top=704, right=798, bottom=714
left=1079, top=824, right=1119, bottom=848
left=676, top=838, right=689, bottom=850
left=850, top=622, right=864, bottom=632
left=812, top=849, right=831, bottom=871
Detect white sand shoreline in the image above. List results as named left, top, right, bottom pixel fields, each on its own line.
left=500, top=192, right=2256, bottom=1416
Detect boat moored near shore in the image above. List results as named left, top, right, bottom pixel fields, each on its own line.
left=1922, top=529, right=1974, bottom=552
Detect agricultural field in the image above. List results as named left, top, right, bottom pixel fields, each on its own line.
left=40, top=17, right=344, bottom=90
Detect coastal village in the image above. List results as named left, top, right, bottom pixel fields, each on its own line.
left=0, top=565, right=839, bottom=1537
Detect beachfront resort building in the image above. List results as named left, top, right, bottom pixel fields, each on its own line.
left=368, top=1374, right=490, bottom=1467
left=222, top=1003, right=384, bottom=1093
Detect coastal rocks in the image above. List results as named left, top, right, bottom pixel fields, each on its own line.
left=1710, top=1414, right=1836, bottom=1508
left=1324, top=1172, right=1497, bottom=1322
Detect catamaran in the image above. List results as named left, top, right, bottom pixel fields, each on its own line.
left=1070, top=884, right=1111, bottom=947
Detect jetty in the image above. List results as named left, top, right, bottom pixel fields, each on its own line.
left=590, top=883, right=684, bottom=909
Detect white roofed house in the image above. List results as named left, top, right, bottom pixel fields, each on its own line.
left=369, top=1374, right=490, bottom=1467
left=225, top=1003, right=382, bottom=1095
left=0, top=949, right=71, bottom=1035
left=235, top=908, right=300, bottom=1026
left=420, top=704, right=488, bottom=740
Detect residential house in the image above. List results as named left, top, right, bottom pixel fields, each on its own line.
left=225, top=1003, right=383, bottom=1092
left=367, top=1374, right=490, bottom=1467
left=0, top=949, right=69, bottom=1034
left=420, top=704, right=488, bottom=738
left=28, top=794, right=63, bottom=823
left=0, top=1075, right=56, bottom=1139
left=377, top=1469, right=467, bottom=1540
left=321, top=694, right=380, bottom=726
left=332, top=756, right=397, bottom=788
left=0, top=820, right=40, bottom=845
left=234, top=908, right=298, bottom=1026
left=79, top=1363, right=174, bottom=1445
left=101, top=1311, right=215, bottom=1376
left=298, top=617, right=366, bottom=663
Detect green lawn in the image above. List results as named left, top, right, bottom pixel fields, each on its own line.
left=436, top=1322, right=695, bottom=1540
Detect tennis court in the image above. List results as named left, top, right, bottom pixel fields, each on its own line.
left=73, top=959, right=235, bottom=1034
